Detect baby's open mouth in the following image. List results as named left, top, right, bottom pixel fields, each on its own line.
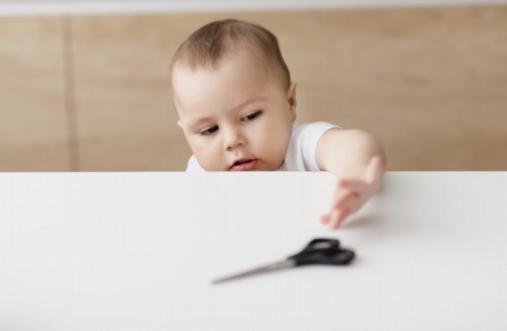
left=230, top=159, right=258, bottom=171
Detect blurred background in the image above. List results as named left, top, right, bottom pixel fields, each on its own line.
left=1, top=0, right=506, bottom=171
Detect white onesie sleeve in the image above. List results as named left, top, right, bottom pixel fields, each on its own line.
left=281, top=121, right=338, bottom=171
left=185, top=155, right=205, bottom=172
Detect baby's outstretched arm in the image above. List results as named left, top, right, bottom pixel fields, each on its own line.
left=316, top=129, right=386, bottom=229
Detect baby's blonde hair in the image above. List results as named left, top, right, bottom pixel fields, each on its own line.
left=170, top=18, right=291, bottom=88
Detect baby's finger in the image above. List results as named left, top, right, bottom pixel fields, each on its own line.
left=346, top=195, right=369, bottom=214
left=334, top=190, right=359, bottom=210
left=330, top=207, right=349, bottom=229
left=332, top=185, right=353, bottom=206
left=320, top=213, right=330, bottom=224
left=328, top=208, right=339, bottom=223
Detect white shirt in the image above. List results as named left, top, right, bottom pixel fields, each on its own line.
left=186, top=121, right=338, bottom=172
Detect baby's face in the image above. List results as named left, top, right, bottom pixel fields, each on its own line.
left=172, top=50, right=296, bottom=171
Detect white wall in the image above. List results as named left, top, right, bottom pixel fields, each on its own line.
left=0, top=0, right=506, bottom=16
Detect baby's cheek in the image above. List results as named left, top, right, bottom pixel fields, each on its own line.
left=198, top=153, right=222, bottom=171
left=191, top=139, right=222, bottom=170
left=261, top=134, right=288, bottom=169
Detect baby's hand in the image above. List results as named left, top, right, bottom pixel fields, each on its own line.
left=320, top=155, right=384, bottom=229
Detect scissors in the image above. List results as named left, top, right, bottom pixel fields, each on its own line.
left=212, top=238, right=355, bottom=285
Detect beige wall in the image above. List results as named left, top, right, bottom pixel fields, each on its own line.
left=1, top=5, right=506, bottom=171
left=1, top=17, right=70, bottom=170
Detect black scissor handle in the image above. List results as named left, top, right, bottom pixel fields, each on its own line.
left=302, top=238, right=340, bottom=252
left=289, top=238, right=355, bottom=266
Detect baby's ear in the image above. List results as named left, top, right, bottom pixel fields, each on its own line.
left=288, top=82, right=297, bottom=111
left=288, top=82, right=297, bottom=121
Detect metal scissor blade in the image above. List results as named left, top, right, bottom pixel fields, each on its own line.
left=212, top=259, right=295, bottom=285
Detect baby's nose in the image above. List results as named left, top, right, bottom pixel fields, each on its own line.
left=224, top=129, right=246, bottom=151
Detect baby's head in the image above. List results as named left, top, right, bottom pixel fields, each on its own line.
left=170, top=19, right=297, bottom=171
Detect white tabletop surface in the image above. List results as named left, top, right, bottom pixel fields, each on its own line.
left=0, top=172, right=506, bottom=330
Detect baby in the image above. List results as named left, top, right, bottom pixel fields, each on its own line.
left=170, top=18, right=386, bottom=229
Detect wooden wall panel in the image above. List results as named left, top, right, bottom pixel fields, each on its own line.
left=70, top=16, right=182, bottom=171
left=0, top=17, right=69, bottom=171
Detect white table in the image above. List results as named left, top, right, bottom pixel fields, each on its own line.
left=0, top=172, right=506, bottom=330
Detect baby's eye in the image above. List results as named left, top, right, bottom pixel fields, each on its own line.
left=199, top=125, right=219, bottom=136
left=241, top=110, right=263, bottom=121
